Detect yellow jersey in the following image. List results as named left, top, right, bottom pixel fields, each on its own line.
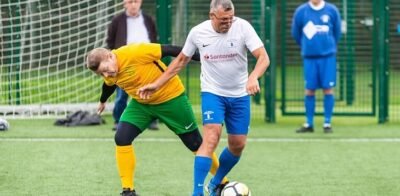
left=103, top=43, right=185, bottom=104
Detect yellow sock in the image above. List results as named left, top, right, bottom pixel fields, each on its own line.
left=210, top=152, right=229, bottom=184
left=193, top=151, right=229, bottom=184
left=116, top=145, right=136, bottom=190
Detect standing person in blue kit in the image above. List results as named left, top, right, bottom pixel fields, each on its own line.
left=292, top=0, right=341, bottom=133
left=106, top=0, right=159, bottom=131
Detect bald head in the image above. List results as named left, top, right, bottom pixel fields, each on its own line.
left=86, top=48, right=110, bottom=71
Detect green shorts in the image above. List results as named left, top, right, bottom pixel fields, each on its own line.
left=119, top=93, right=198, bottom=135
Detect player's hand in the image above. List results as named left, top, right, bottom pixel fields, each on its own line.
left=137, top=83, right=158, bottom=99
left=97, top=102, right=106, bottom=115
left=246, top=77, right=260, bottom=96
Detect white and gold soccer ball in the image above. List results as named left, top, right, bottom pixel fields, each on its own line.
left=221, top=181, right=251, bottom=196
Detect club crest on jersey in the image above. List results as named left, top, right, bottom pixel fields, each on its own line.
left=321, top=15, right=330, bottom=23
left=226, top=39, right=237, bottom=48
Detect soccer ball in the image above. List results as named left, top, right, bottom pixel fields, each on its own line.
left=221, top=181, right=251, bottom=196
left=0, top=118, right=9, bottom=131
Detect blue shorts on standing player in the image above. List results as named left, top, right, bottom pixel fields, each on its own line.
left=303, top=54, right=336, bottom=90
left=201, top=92, right=250, bottom=135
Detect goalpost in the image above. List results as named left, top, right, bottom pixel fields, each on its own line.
left=0, top=0, right=122, bottom=118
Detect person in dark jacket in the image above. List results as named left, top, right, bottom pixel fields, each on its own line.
left=106, top=0, right=159, bottom=131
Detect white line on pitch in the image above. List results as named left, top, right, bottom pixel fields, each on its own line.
left=1, top=138, right=400, bottom=142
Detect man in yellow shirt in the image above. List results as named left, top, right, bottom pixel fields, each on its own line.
left=86, top=43, right=227, bottom=196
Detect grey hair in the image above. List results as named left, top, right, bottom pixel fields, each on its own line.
left=210, top=0, right=234, bottom=13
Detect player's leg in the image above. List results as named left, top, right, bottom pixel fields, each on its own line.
left=209, top=152, right=229, bottom=184
left=177, top=129, right=228, bottom=184
left=115, top=99, right=153, bottom=194
left=208, top=95, right=250, bottom=195
left=304, top=89, right=316, bottom=127
left=199, top=124, right=223, bottom=196
left=152, top=93, right=211, bottom=194
left=153, top=93, right=227, bottom=195
left=115, top=122, right=140, bottom=193
left=297, top=58, right=317, bottom=133
left=113, top=87, right=129, bottom=130
left=177, top=129, right=224, bottom=180
left=320, top=55, right=337, bottom=132
left=194, top=92, right=225, bottom=195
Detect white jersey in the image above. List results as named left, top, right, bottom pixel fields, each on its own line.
left=182, top=17, right=264, bottom=97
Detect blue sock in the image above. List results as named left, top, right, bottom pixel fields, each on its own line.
left=305, top=95, right=315, bottom=127
left=324, top=94, right=334, bottom=124
left=193, top=156, right=212, bottom=196
left=210, top=147, right=240, bottom=185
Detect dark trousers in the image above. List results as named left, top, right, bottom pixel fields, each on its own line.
left=113, top=87, right=128, bottom=124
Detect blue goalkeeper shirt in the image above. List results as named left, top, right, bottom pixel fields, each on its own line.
left=291, top=1, right=341, bottom=58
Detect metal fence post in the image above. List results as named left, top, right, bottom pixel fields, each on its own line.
left=374, top=0, right=390, bottom=123
left=265, top=0, right=276, bottom=123
left=344, top=0, right=355, bottom=106
left=252, top=0, right=262, bottom=105
left=156, top=0, right=172, bottom=63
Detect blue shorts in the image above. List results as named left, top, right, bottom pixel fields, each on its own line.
left=201, top=92, right=250, bottom=135
left=303, top=55, right=337, bottom=90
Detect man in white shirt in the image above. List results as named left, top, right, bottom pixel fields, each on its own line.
left=138, top=1, right=270, bottom=195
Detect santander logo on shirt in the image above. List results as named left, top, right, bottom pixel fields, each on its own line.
left=203, top=53, right=239, bottom=61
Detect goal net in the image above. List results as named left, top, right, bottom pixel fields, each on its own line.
left=0, top=0, right=121, bottom=118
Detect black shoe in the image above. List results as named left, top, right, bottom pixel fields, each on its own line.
left=112, top=124, right=117, bottom=131
left=296, top=125, right=314, bottom=133
left=120, top=188, right=138, bottom=196
left=148, top=120, right=159, bottom=131
left=215, top=182, right=229, bottom=196
left=206, top=180, right=229, bottom=196
left=323, top=126, right=333, bottom=133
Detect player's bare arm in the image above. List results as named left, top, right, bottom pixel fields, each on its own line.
left=137, top=52, right=192, bottom=99
left=246, top=47, right=270, bottom=95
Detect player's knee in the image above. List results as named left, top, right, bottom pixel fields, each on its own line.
left=323, top=88, right=334, bottom=94
left=178, top=129, right=203, bottom=152
left=114, top=122, right=141, bottom=146
left=305, top=89, right=315, bottom=95
left=228, top=138, right=246, bottom=153
left=229, top=144, right=245, bottom=155
left=205, top=133, right=220, bottom=149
